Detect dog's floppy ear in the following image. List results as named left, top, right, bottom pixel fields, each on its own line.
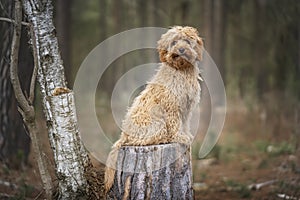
left=157, top=35, right=168, bottom=62
left=195, top=37, right=204, bottom=61
left=182, top=26, right=204, bottom=61
left=157, top=28, right=176, bottom=62
left=157, top=32, right=169, bottom=62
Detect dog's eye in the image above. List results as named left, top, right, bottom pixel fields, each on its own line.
left=184, top=39, right=191, bottom=45
left=171, top=41, right=177, bottom=46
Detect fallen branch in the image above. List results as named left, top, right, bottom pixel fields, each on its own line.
left=0, top=180, right=18, bottom=189
left=0, top=193, right=14, bottom=199
left=248, top=179, right=277, bottom=190
left=277, top=193, right=299, bottom=200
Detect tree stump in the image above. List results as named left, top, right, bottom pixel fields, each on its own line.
left=106, top=143, right=193, bottom=200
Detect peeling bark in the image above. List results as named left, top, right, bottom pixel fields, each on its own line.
left=49, top=92, right=89, bottom=198
left=22, top=0, right=92, bottom=199
left=107, top=143, right=193, bottom=200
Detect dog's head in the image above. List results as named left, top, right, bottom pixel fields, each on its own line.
left=157, top=26, right=204, bottom=70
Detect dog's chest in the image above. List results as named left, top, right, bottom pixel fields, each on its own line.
left=165, top=71, right=200, bottom=112
left=153, top=65, right=201, bottom=111
left=180, top=77, right=200, bottom=113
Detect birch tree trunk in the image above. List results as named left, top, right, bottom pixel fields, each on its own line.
left=22, top=0, right=95, bottom=199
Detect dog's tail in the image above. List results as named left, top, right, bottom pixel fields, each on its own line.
left=104, top=147, right=118, bottom=193
left=104, top=139, right=124, bottom=194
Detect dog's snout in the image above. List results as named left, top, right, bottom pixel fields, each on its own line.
left=179, top=47, right=185, bottom=54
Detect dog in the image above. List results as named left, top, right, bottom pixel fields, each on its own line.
left=104, top=26, right=204, bottom=193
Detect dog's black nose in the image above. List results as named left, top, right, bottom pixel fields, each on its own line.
left=179, top=47, right=185, bottom=53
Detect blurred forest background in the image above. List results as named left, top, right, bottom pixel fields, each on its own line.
left=1, top=0, right=300, bottom=199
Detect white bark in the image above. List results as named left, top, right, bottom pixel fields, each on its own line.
left=49, top=92, right=89, bottom=199
left=22, top=0, right=91, bottom=199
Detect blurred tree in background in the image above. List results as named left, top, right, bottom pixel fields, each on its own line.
left=0, top=0, right=32, bottom=168
left=225, top=0, right=300, bottom=101
left=55, top=0, right=72, bottom=82
left=1, top=0, right=299, bottom=169
left=64, top=0, right=300, bottom=136
left=67, top=0, right=299, bottom=102
left=0, top=0, right=298, bottom=198
left=60, top=0, right=299, bottom=143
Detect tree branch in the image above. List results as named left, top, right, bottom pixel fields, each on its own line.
left=10, top=0, right=31, bottom=115
left=10, top=0, right=53, bottom=198
left=29, top=25, right=38, bottom=104
left=0, top=17, right=30, bottom=26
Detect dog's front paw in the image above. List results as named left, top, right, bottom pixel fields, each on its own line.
left=173, top=133, right=193, bottom=145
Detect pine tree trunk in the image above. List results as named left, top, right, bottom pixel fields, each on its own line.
left=107, top=143, right=193, bottom=200
left=22, top=0, right=92, bottom=198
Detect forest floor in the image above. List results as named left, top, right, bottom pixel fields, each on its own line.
left=192, top=102, right=300, bottom=200
left=0, top=102, right=299, bottom=199
left=193, top=140, right=300, bottom=200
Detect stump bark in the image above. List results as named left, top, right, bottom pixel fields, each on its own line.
left=106, top=143, right=193, bottom=200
